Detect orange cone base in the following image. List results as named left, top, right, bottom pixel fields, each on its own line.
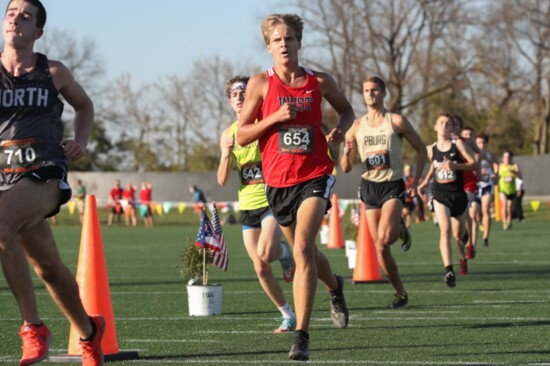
left=50, top=351, right=139, bottom=363
left=352, top=278, right=387, bottom=284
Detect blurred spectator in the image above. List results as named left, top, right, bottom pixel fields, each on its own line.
left=140, top=182, right=154, bottom=228
left=108, top=179, right=123, bottom=227
left=74, top=179, right=86, bottom=223
left=122, top=183, right=138, bottom=227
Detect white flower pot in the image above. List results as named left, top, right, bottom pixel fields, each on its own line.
left=345, top=240, right=356, bottom=257
left=186, top=284, right=223, bottom=316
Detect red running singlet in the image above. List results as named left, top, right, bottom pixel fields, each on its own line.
left=259, top=67, right=333, bottom=187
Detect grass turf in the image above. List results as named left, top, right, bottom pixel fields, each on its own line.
left=0, top=204, right=549, bottom=365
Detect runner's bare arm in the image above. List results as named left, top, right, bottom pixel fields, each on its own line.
left=50, top=60, right=94, bottom=161
left=393, top=115, right=427, bottom=193
left=340, top=119, right=360, bottom=173
left=217, top=127, right=235, bottom=186
left=318, top=72, right=355, bottom=144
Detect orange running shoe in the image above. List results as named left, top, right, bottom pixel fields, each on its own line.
left=19, top=323, right=51, bottom=366
left=80, top=315, right=105, bottom=366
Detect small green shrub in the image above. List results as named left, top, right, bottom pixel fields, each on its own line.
left=180, top=238, right=213, bottom=285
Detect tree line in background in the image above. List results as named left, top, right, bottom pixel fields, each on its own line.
left=33, top=0, right=550, bottom=172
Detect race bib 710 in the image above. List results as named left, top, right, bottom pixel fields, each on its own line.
left=0, top=138, right=43, bottom=173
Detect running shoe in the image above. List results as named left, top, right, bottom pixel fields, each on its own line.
left=288, top=330, right=309, bottom=361
left=460, top=259, right=468, bottom=275
left=80, top=315, right=105, bottom=366
left=399, top=219, right=412, bottom=252
left=329, top=274, right=349, bottom=328
left=388, top=292, right=408, bottom=309
left=444, top=271, right=456, bottom=287
left=274, top=317, right=296, bottom=334
left=279, top=241, right=295, bottom=282
left=465, top=244, right=476, bottom=260
left=483, top=238, right=489, bottom=247
left=19, top=323, right=51, bottom=366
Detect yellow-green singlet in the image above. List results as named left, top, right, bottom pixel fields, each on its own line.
left=229, top=122, right=268, bottom=210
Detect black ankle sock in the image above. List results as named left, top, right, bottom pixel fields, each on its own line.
left=330, top=276, right=342, bottom=296
left=445, top=265, right=454, bottom=273
left=80, top=317, right=96, bottom=342
left=295, top=330, right=309, bottom=339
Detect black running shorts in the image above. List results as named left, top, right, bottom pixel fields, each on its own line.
left=24, top=165, right=72, bottom=218
left=239, top=206, right=272, bottom=229
left=359, top=179, right=405, bottom=209
left=432, top=189, right=468, bottom=218
left=265, top=175, right=335, bottom=227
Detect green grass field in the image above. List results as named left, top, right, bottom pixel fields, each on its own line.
left=1, top=203, right=549, bottom=365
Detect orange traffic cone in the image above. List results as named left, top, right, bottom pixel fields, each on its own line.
left=51, top=195, right=138, bottom=362
left=494, top=185, right=501, bottom=222
left=326, top=194, right=344, bottom=249
left=352, top=202, right=384, bottom=283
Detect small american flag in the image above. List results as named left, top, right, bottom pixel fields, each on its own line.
left=195, top=210, right=221, bottom=252
left=210, top=203, right=228, bottom=271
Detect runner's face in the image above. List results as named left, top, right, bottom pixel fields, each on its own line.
left=229, top=88, right=245, bottom=115
left=476, top=137, right=485, bottom=150
left=2, top=0, right=41, bottom=47
left=267, top=24, right=300, bottom=65
left=435, top=116, right=452, bottom=138
left=461, top=129, right=473, bottom=141
left=363, top=81, right=384, bottom=107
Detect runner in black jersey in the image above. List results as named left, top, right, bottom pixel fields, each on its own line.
left=418, top=114, right=475, bottom=288
left=0, top=1, right=103, bottom=365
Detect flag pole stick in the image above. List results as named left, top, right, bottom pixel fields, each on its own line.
left=203, top=247, right=207, bottom=285
left=203, top=206, right=208, bottom=285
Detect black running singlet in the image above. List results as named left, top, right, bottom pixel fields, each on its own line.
left=0, top=53, right=66, bottom=189
left=431, top=140, right=464, bottom=192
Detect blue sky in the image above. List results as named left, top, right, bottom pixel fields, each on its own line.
left=40, top=0, right=296, bottom=86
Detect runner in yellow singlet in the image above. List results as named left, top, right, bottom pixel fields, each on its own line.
left=498, top=151, right=521, bottom=230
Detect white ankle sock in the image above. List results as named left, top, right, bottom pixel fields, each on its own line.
left=278, top=303, right=295, bottom=319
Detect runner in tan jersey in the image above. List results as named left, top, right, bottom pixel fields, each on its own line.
left=341, top=76, right=426, bottom=309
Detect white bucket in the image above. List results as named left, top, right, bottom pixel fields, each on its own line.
left=345, top=240, right=356, bottom=257
left=347, top=249, right=357, bottom=269
left=186, top=284, right=223, bottom=316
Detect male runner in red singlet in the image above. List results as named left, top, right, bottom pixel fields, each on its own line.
left=451, top=117, right=479, bottom=275
left=237, top=13, right=355, bottom=361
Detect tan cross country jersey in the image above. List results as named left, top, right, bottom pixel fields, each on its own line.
left=356, top=113, right=403, bottom=182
